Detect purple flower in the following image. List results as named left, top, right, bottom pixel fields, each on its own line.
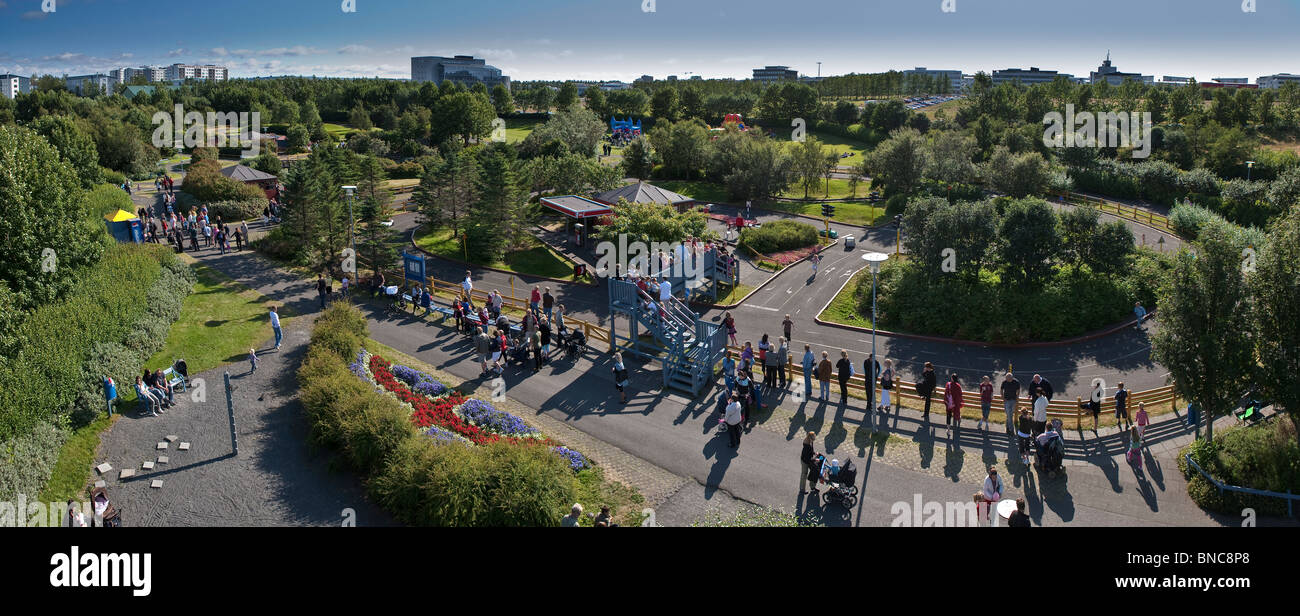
left=552, top=446, right=589, bottom=472
left=456, top=399, right=539, bottom=437
left=424, top=426, right=471, bottom=447
left=391, top=363, right=448, bottom=398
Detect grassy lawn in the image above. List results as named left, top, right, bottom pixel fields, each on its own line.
left=765, top=200, right=888, bottom=226
left=364, top=338, right=647, bottom=526
left=818, top=269, right=874, bottom=328
left=712, top=283, right=755, bottom=305
left=505, top=117, right=544, bottom=144
left=36, top=414, right=119, bottom=510
left=414, top=227, right=593, bottom=282
left=385, top=178, right=420, bottom=189
left=781, top=178, right=872, bottom=201
left=145, top=258, right=295, bottom=374
left=919, top=98, right=971, bottom=120
left=323, top=122, right=366, bottom=139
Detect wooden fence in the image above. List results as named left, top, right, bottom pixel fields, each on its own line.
left=1056, top=192, right=1176, bottom=235
left=378, top=268, right=1176, bottom=427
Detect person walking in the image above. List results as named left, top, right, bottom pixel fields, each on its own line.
left=269, top=305, right=283, bottom=350
left=249, top=348, right=259, bottom=373
left=723, top=311, right=738, bottom=346
left=740, top=341, right=754, bottom=373
left=817, top=352, right=832, bottom=401
left=530, top=329, right=543, bottom=373
left=1135, top=402, right=1149, bottom=446
left=757, top=334, right=771, bottom=382
left=1030, top=374, right=1054, bottom=401
left=612, top=353, right=630, bottom=404
left=775, top=337, right=789, bottom=389
left=918, top=361, right=937, bottom=420
left=800, top=432, right=819, bottom=494
left=735, top=371, right=753, bottom=420
left=782, top=314, right=793, bottom=342
left=316, top=274, right=328, bottom=311
left=801, top=345, right=815, bottom=400
left=530, top=285, right=541, bottom=313
left=722, top=351, right=738, bottom=399
left=943, top=373, right=963, bottom=436
left=340, top=276, right=349, bottom=299
left=1016, top=408, right=1034, bottom=465
left=836, top=350, right=853, bottom=404
left=978, top=376, right=994, bottom=431
left=879, top=359, right=894, bottom=414
left=810, top=252, right=821, bottom=277
left=725, top=395, right=744, bottom=448
left=1114, top=381, right=1130, bottom=431
left=539, top=319, right=552, bottom=361
left=1134, top=301, right=1147, bottom=327
left=474, top=328, right=492, bottom=375
left=1000, top=372, right=1021, bottom=434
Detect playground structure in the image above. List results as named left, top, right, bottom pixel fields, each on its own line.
left=721, top=113, right=748, bottom=130
left=610, top=117, right=642, bottom=141
left=607, top=247, right=736, bottom=395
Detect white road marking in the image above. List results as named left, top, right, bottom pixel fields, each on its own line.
left=747, top=305, right=780, bottom=312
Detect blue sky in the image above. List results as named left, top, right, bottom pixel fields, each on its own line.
left=2, top=0, right=1299, bottom=82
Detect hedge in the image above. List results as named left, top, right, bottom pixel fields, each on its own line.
left=298, top=303, right=579, bottom=526
left=1179, top=418, right=1300, bottom=517
left=0, top=245, right=194, bottom=501
left=206, top=198, right=269, bottom=223
left=740, top=219, right=819, bottom=255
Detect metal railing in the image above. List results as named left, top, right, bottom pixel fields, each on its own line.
left=1183, top=454, right=1297, bottom=518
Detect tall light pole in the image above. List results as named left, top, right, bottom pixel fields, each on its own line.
left=1246, top=160, right=1255, bottom=181
left=862, top=252, right=889, bottom=424
left=342, top=185, right=357, bottom=253
left=893, top=214, right=903, bottom=256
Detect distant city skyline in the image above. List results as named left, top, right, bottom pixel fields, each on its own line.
left=3, top=0, right=1300, bottom=83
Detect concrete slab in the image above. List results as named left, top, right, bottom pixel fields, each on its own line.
left=95, top=463, right=112, bottom=474
left=179, top=442, right=190, bottom=451
left=120, top=469, right=136, bottom=479
left=157, top=456, right=169, bottom=464
left=94, top=480, right=106, bottom=488
left=150, top=480, right=163, bottom=489
left=156, top=442, right=168, bottom=450
left=142, top=461, right=155, bottom=470
left=165, top=435, right=178, bottom=442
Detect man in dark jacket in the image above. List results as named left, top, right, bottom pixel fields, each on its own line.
left=1031, top=374, right=1054, bottom=401
left=864, top=355, right=881, bottom=412
left=800, top=432, right=820, bottom=494
left=1000, top=372, right=1021, bottom=434
left=836, top=350, right=853, bottom=403
left=918, top=362, right=937, bottom=419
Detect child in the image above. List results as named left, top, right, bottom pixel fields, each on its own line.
left=249, top=348, right=259, bottom=373
left=978, top=375, right=994, bottom=430
left=1126, top=425, right=1142, bottom=469
left=1016, top=408, right=1034, bottom=466
left=1135, top=403, right=1150, bottom=446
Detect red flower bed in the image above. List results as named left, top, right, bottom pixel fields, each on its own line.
left=765, top=245, right=819, bottom=266
left=369, top=355, right=501, bottom=445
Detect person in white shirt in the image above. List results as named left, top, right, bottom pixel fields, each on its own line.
left=659, top=278, right=672, bottom=303
left=269, top=305, right=283, bottom=349
left=461, top=271, right=474, bottom=306
left=725, top=395, right=744, bottom=447
left=1032, top=387, right=1048, bottom=436
left=981, top=467, right=1004, bottom=522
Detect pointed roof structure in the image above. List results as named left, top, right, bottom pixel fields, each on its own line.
left=593, top=181, right=695, bottom=209
left=220, top=164, right=278, bottom=183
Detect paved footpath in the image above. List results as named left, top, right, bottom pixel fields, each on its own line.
left=174, top=241, right=1276, bottom=527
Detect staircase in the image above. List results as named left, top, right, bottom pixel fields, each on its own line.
left=608, top=279, right=726, bottom=396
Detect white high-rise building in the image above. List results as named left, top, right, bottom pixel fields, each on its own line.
left=164, top=63, right=228, bottom=82
left=1257, top=73, right=1300, bottom=89
left=1, top=74, right=32, bottom=99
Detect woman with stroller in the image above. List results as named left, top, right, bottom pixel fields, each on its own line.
left=800, top=431, right=820, bottom=494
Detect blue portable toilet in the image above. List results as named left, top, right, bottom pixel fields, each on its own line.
left=104, top=209, right=143, bottom=243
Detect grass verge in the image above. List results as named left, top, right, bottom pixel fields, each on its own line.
left=414, top=226, right=593, bottom=282
left=36, top=414, right=118, bottom=509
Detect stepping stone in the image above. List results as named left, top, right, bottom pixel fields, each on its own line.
left=150, top=480, right=163, bottom=489
left=94, top=480, right=106, bottom=488
left=157, top=456, right=169, bottom=464
left=120, top=469, right=136, bottom=479
left=179, top=442, right=190, bottom=451
left=165, top=435, right=178, bottom=442
left=157, top=442, right=168, bottom=450
left=142, top=461, right=155, bottom=470
left=95, top=463, right=113, bottom=474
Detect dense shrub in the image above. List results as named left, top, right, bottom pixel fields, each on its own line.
left=206, top=198, right=269, bottom=222
left=1169, top=201, right=1267, bottom=247
left=1180, top=418, right=1300, bottom=517
left=740, top=219, right=819, bottom=255
left=99, top=167, right=126, bottom=187
left=182, top=159, right=266, bottom=203
left=0, top=419, right=69, bottom=503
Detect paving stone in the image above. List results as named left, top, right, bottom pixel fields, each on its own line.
left=120, top=469, right=136, bottom=479
left=150, top=480, right=163, bottom=489
left=157, top=456, right=169, bottom=464
left=165, top=435, right=178, bottom=442
left=156, top=442, right=168, bottom=450
left=94, top=480, right=106, bottom=488
left=95, top=463, right=113, bottom=474
left=179, top=442, right=190, bottom=451
left=142, top=461, right=155, bottom=470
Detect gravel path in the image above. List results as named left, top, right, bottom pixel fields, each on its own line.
left=94, top=323, right=394, bottom=527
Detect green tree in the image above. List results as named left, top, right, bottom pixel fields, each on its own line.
left=32, top=115, right=101, bottom=188
left=867, top=128, right=928, bottom=196
left=0, top=125, right=110, bottom=310
left=713, top=131, right=793, bottom=203
left=413, top=150, right=480, bottom=238
left=555, top=82, right=579, bottom=110
left=584, top=86, right=608, bottom=120
left=354, top=155, right=397, bottom=277
left=1152, top=220, right=1255, bottom=443
left=832, top=100, right=859, bottom=126
left=680, top=86, right=706, bottom=121
left=651, top=87, right=681, bottom=122
left=647, top=119, right=709, bottom=178
left=924, top=131, right=978, bottom=185
left=1087, top=220, right=1135, bottom=275
left=521, top=105, right=606, bottom=158
left=621, top=136, right=654, bottom=181
left=985, top=145, right=1048, bottom=198
left=606, top=89, right=650, bottom=118
left=348, top=104, right=373, bottom=130
left=996, top=198, right=1060, bottom=283
left=467, top=146, right=527, bottom=261
left=1252, top=208, right=1300, bottom=440
left=435, top=91, right=497, bottom=146
left=287, top=124, right=311, bottom=153
left=490, top=84, right=514, bottom=117
left=532, top=87, right=554, bottom=114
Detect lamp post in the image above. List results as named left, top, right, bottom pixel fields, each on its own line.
left=342, top=185, right=357, bottom=254
left=1246, top=160, right=1255, bottom=181
left=862, top=251, right=890, bottom=387
left=893, top=214, right=902, bottom=255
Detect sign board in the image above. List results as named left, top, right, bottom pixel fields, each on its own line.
left=402, top=251, right=426, bottom=283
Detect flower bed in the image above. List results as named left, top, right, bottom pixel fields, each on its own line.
left=353, top=349, right=585, bottom=466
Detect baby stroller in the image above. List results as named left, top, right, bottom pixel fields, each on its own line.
left=561, top=327, right=586, bottom=359
left=89, top=486, right=122, bottom=527
left=820, top=457, right=859, bottom=508
left=507, top=333, right=531, bottom=366
left=1035, top=428, right=1065, bottom=478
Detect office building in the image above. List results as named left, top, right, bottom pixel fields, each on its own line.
left=411, top=55, right=510, bottom=88
left=1090, top=53, right=1153, bottom=85
left=65, top=74, right=113, bottom=96
left=0, top=74, right=31, bottom=99
left=752, top=65, right=798, bottom=83
left=1258, top=73, right=1300, bottom=89
left=991, top=67, right=1073, bottom=85
left=903, top=67, right=964, bottom=91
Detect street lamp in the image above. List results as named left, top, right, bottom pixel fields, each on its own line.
left=1246, top=161, right=1255, bottom=181
left=893, top=214, right=903, bottom=256
left=862, top=252, right=890, bottom=410
left=342, top=185, right=357, bottom=253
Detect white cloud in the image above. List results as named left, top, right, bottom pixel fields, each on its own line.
left=338, top=44, right=373, bottom=55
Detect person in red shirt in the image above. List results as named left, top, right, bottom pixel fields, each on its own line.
left=978, top=376, right=994, bottom=431
left=530, top=286, right=542, bottom=312
left=944, top=373, right=964, bottom=436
